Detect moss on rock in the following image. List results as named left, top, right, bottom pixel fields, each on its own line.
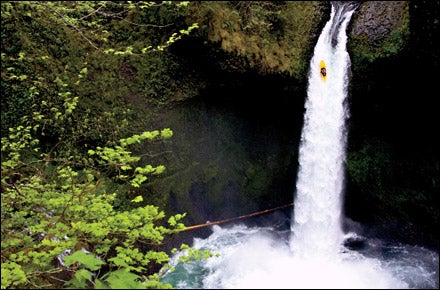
left=185, top=1, right=328, bottom=79
left=348, top=1, right=410, bottom=71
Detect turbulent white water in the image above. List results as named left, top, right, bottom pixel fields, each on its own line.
left=163, top=225, right=438, bottom=289
left=160, top=2, right=439, bottom=289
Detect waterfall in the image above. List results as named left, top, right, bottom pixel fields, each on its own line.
left=289, top=2, right=357, bottom=258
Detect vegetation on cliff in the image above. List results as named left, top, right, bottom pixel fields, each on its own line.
left=1, top=1, right=212, bottom=288
left=184, top=1, right=328, bottom=78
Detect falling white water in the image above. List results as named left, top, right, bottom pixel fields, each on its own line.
left=289, top=2, right=356, bottom=258
left=160, top=3, right=439, bottom=288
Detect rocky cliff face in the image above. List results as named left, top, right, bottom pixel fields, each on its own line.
left=349, top=1, right=410, bottom=69
left=350, top=2, right=408, bottom=45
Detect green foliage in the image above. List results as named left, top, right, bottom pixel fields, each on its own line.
left=1, top=96, right=214, bottom=288
left=1, top=262, right=27, bottom=289
left=1, top=1, right=199, bottom=140
left=86, top=128, right=172, bottom=187
left=63, top=251, right=106, bottom=271
left=3, top=1, right=198, bottom=55
left=1, top=3, right=211, bottom=288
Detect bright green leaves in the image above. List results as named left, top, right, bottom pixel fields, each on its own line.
left=1, top=123, right=39, bottom=177
left=101, top=269, right=143, bottom=289
left=119, top=128, right=173, bottom=147
left=176, top=246, right=216, bottom=264
left=64, top=250, right=105, bottom=271
left=167, top=213, right=186, bottom=230
left=79, top=67, right=88, bottom=77
left=7, top=74, right=28, bottom=81
left=75, top=66, right=88, bottom=85
left=102, top=20, right=198, bottom=55
left=135, top=164, right=166, bottom=175
left=90, top=145, right=140, bottom=164
left=65, top=269, right=93, bottom=289
left=131, top=195, right=143, bottom=203
left=160, top=128, right=173, bottom=139
left=60, top=204, right=189, bottom=289
left=63, top=96, right=79, bottom=115
left=130, top=174, right=148, bottom=187
left=1, top=262, right=27, bottom=289
left=1, top=115, right=183, bottom=288
left=157, top=23, right=199, bottom=51
left=1, top=138, right=193, bottom=289
left=88, top=129, right=172, bottom=187
left=63, top=251, right=106, bottom=289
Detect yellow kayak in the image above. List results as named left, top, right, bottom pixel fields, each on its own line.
left=319, top=60, right=327, bottom=81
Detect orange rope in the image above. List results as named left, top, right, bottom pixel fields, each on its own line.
left=181, top=202, right=294, bottom=232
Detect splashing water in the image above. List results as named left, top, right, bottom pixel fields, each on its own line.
left=162, top=224, right=438, bottom=289
left=161, top=3, right=439, bottom=288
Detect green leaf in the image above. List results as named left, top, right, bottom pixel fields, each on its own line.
left=131, top=196, right=143, bottom=203
left=75, top=269, right=92, bottom=282
left=105, top=269, right=143, bottom=289
left=65, top=268, right=93, bottom=289
left=130, top=174, right=147, bottom=187
left=108, top=257, right=129, bottom=268
left=63, top=250, right=105, bottom=271
left=94, top=278, right=111, bottom=289
left=160, top=128, right=173, bottom=139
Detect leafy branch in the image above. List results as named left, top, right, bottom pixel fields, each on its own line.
left=1, top=63, right=212, bottom=290
left=30, top=1, right=199, bottom=55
